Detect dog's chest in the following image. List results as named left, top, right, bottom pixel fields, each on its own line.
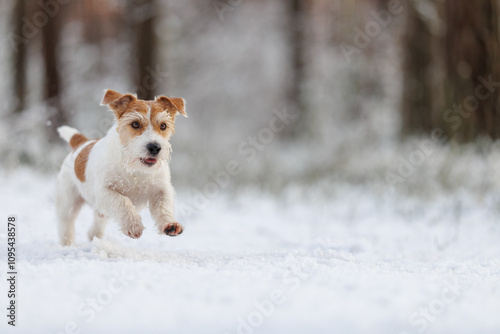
left=107, top=175, right=156, bottom=205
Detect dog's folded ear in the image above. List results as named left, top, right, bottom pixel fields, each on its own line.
left=101, top=89, right=136, bottom=118
left=101, top=89, right=123, bottom=105
left=156, top=96, right=187, bottom=118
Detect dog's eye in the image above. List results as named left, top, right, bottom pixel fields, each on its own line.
left=160, top=123, right=167, bottom=130
left=131, top=121, right=140, bottom=129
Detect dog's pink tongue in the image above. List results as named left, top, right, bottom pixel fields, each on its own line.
left=145, top=158, right=157, bottom=163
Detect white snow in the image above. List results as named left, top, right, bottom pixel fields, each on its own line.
left=1, top=168, right=499, bottom=334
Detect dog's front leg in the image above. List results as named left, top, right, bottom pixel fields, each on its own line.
left=98, top=188, right=144, bottom=239
left=149, top=185, right=183, bottom=237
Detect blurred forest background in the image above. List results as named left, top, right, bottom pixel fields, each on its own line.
left=2, top=0, right=500, bottom=199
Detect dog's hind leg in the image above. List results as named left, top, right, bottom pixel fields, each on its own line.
left=87, top=211, right=108, bottom=241
left=56, top=172, right=84, bottom=246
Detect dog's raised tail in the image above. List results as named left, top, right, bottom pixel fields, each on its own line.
left=57, top=125, right=89, bottom=150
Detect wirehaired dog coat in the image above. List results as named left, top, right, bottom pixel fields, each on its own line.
left=56, top=89, right=187, bottom=246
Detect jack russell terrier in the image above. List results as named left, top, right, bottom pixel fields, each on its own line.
left=56, top=89, right=187, bottom=246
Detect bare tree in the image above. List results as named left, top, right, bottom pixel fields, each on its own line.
left=41, top=0, right=66, bottom=140
left=130, top=0, right=158, bottom=100
left=282, top=0, right=308, bottom=138
left=12, top=0, right=27, bottom=113
left=401, top=0, right=500, bottom=142
left=440, top=0, right=500, bottom=141
left=81, top=0, right=104, bottom=45
left=401, top=2, right=434, bottom=135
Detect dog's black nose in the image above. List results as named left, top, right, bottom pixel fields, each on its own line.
left=146, top=143, right=161, bottom=156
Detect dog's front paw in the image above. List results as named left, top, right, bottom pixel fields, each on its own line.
left=121, top=219, right=145, bottom=239
left=160, top=222, right=183, bottom=237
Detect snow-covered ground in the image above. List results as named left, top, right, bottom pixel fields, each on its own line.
left=1, top=168, right=499, bottom=334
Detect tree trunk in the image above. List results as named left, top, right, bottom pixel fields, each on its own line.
left=41, top=0, right=66, bottom=140
left=401, top=0, right=500, bottom=142
left=282, top=0, right=308, bottom=139
left=440, top=0, right=500, bottom=141
left=131, top=0, right=158, bottom=100
left=12, top=0, right=27, bottom=113
left=401, top=2, right=434, bottom=135
left=82, top=0, right=103, bottom=45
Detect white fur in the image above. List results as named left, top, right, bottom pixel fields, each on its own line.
left=57, top=125, right=79, bottom=143
left=56, top=121, right=180, bottom=246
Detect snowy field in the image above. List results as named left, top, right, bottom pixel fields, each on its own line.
left=1, top=167, right=500, bottom=334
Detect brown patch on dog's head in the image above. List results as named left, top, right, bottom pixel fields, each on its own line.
left=110, top=95, right=136, bottom=118
left=101, top=89, right=123, bottom=105
left=101, top=89, right=137, bottom=119
left=74, top=141, right=98, bottom=182
left=155, top=96, right=187, bottom=120
left=152, top=96, right=187, bottom=137
left=116, top=107, right=150, bottom=146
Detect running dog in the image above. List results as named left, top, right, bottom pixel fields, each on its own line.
left=56, top=89, right=187, bottom=246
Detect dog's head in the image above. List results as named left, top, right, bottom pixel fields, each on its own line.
left=101, top=89, right=187, bottom=171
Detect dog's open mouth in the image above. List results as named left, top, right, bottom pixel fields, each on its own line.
left=140, top=158, right=158, bottom=167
